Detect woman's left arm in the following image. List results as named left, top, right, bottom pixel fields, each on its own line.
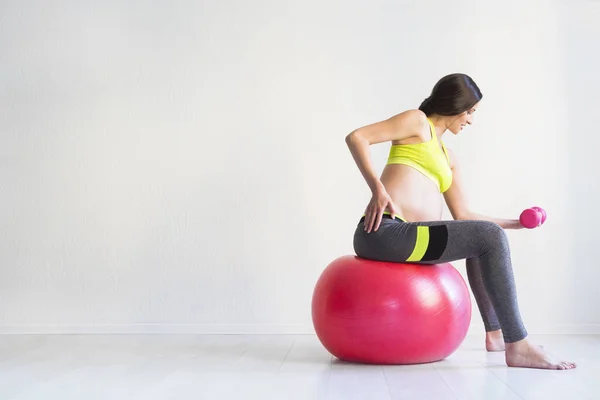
left=443, top=148, right=523, bottom=229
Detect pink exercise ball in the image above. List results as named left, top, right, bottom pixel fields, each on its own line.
left=312, top=255, right=472, bottom=364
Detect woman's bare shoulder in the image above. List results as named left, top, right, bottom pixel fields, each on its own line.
left=389, top=109, right=430, bottom=144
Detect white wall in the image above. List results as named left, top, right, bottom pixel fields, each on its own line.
left=1, top=0, right=598, bottom=334
left=559, top=0, right=600, bottom=333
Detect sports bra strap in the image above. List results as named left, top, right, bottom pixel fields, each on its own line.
left=426, top=118, right=437, bottom=141
left=441, top=141, right=451, bottom=164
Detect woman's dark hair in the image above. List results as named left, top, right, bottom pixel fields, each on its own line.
left=418, top=73, right=482, bottom=116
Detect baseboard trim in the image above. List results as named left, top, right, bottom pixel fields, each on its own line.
left=1, top=324, right=599, bottom=335
left=0, top=324, right=316, bottom=335
left=467, top=324, right=600, bottom=336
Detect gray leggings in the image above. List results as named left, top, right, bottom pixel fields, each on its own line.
left=353, top=215, right=528, bottom=343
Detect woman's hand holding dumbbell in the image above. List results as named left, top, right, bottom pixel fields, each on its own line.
left=519, top=207, right=547, bottom=229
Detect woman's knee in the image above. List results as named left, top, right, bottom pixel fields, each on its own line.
left=476, top=220, right=503, bottom=235
left=476, top=221, right=509, bottom=248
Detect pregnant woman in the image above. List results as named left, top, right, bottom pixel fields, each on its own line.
left=346, top=73, right=576, bottom=370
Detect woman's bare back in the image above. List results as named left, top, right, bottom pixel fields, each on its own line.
left=380, top=163, right=445, bottom=222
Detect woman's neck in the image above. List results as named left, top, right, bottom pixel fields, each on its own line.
left=427, top=115, right=450, bottom=138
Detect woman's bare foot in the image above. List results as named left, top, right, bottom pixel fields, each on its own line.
left=486, top=330, right=505, bottom=352
left=505, top=338, right=576, bottom=370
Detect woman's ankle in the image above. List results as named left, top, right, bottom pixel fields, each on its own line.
left=485, top=329, right=505, bottom=352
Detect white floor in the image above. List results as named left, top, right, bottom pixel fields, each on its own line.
left=0, top=334, right=597, bottom=400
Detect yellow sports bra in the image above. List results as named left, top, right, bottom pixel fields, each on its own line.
left=386, top=118, right=453, bottom=193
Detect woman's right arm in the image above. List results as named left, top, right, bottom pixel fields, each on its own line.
left=345, top=109, right=426, bottom=232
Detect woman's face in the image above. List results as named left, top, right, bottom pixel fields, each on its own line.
left=448, top=102, right=479, bottom=135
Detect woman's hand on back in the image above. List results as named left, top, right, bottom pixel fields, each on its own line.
left=364, top=188, right=397, bottom=233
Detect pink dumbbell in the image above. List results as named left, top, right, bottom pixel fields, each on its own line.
left=531, top=206, right=547, bottom=224
left=519, top=207, right=547, bottom=229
